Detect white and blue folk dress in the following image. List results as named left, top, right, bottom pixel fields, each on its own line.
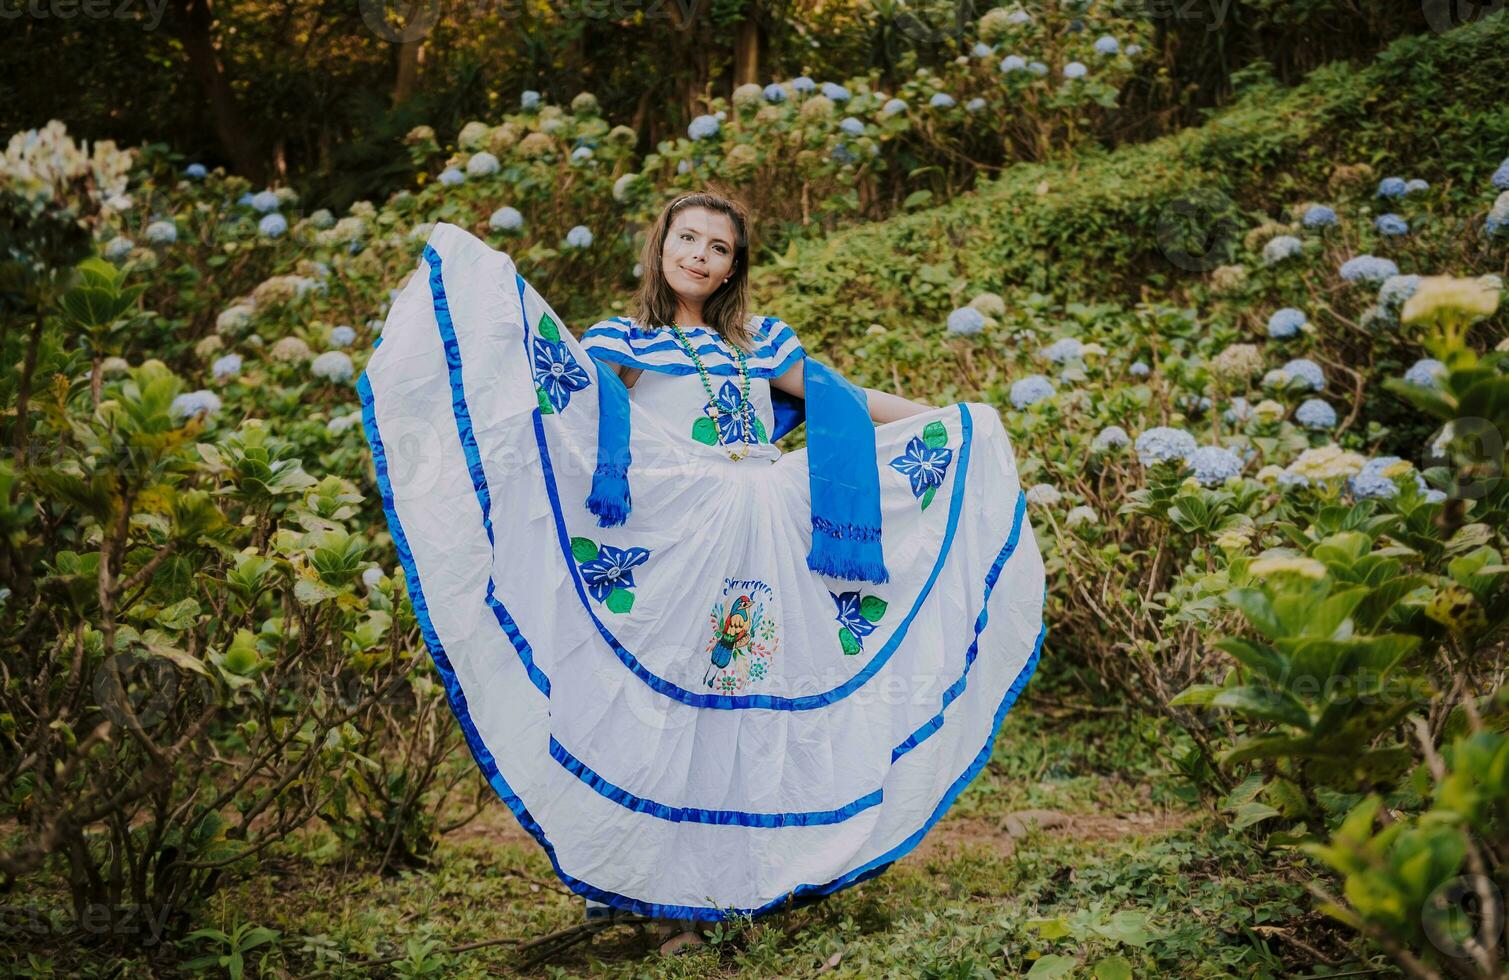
left=358, top=221, right=1047, bottom=921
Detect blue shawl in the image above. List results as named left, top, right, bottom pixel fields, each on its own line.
left=585, top=348, right=888, bottom=584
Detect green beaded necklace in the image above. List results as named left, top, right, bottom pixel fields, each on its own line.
left=665, top=322, right=757, bottom=460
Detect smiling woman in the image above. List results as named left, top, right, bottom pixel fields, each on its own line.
left=356, top=190, right=1046, bottom=953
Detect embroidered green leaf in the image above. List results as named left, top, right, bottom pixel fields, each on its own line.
left=569, top=537, right=599, bottom=562
left=691, top=416, right=718, bottom=445
left=920, top=485, right=937, bottom=511
left=752, top=415, right=768, bottom=443
left=535, top=386, right=554, bottom=414
left=605, top=588, right=635, bottom=614
left=859, top=594, right=888, bottom=622
left=537, top=312, right=561, bottom=342
left=838, top=627, right=861, bottom=656
left=922, top=420, right=948, bottom=448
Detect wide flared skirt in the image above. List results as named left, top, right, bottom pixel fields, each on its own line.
left=357, top=221, right=1047, bottom=919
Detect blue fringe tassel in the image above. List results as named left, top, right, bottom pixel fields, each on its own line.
left=586, top=358, right=633, bottom=527
left=807, top=538, right=891, bottom=584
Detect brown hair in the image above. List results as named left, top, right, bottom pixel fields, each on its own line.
left=630, top=190, right=757, bottom=352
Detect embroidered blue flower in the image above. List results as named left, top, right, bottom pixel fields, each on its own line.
left=705, top=379, right=759, bottom=444
left=532, top=337, right=591, bottom=411
left=830, top=590, right=880, bottom=652
left=579, top=544, right=650, bottom=603
left=889, top=434, right=954, bottom=498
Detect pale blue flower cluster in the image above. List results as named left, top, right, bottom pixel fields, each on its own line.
left=1042, top=337, right=1084, bottom=363
left=250, top=190, right=280, bottom=213
left=791, top=76, right=816, bottom=93
left=882, top=98, right=908, bottom=117
left=1028, top=61, right=1049, bottom=76
left=1487, top=192, right=1509, bottom=239
left=946, top=306, right=986, bottom=335
left=1129, top=360, right=1150, bottom=378
left=311, top=350, right=355, bottom=384
left=688, top=115, right=720, bottom=140
left=1092, top=425, right=1130, bottom=450
left=437, top=167, right=465, bottom=186
left=467, top=151, right=501, bottom=176
left=1282, top=357, right=1326, bottom=391
left=566, top=225, right=593, bottom=248
left=1376, top=176, right=1407, bottom=198
left=171, top=389, right=222, bottom=420
left=1493, top=157, right=1509, bottom=190
left=1404, top=358, right=1445, bottom=387
left=972, top=42, right=993, bottom=58
left=1376, top=274, right=1421, bottom=322
left=1262, top=235, right=1302, bottom=264
left=489, top=206, right=523, bottom=231
left=212, top=353, right=242, bottom=381
left=831, top=144, right=858, bottom=165
left=930, top=93, right=956, bottom=108
left=763, top=83, right=786, bottom=103
left=965, top=97, right=986, bottom=113
left=821, top=82, right=851, bottom=101
left=1009, top=374, right=1056, bottom=408
left=1093, top=35, right=1118, bottom=55
left=1062, top=61, right=1088, bottom=79
left=1339, top=254, right=1399, bottom=283
left=1135, top=426, right=1196, bottom=466
left=330, top=325, right=357, bottom=347
left=1188, top=445, right=1243, bottom=486
left=1405, top=179, right=1429, bottom=193
left=185, top=163, right=207, bottom=179
left=1267, top=307, right=1307, bottom=338
left=1125, top=43, right=1142, bottom=56
left=521, top=90, right=540, bottom=110
left=1294, top=398, right=1336, bottom=430
left=1302, top=204, right=1337, bottom=229
left=569, top=146, right=593, bottom=164
left=999, top=54, right=1028, bottom=73
left=1007, top=8, right=1030, bottom=23
left=103, top=236, right=133, bottom=261
left=258, top=213, right=288, bottom=238
left=1349, top=456, right=1425, bottom=499
left=1223, top=397, right=1252, bottom=424
left=144, top=220, right=175, bottom=245
left=1375, top=213, right=1409, bottom=236
left=840, top=116, right=865, bottom=136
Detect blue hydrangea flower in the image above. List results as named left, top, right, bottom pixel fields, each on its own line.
left=1125, top=43, right=1142, bottom=56
left=1188, top=445, right=1243, bottom=486
left=1093, top=35, right=1119, bottom=55
left=258, top=213, right=288, bottom=238
left=791, top=76, right=816, bottom=93
left=1294, top=398, right=1337, bottom=430
left=1375, top=213, right=1409, bottom=236
left=532, top=337, right=592, bottom=411
left=1405, top=178, right=1429, bottom=194
left=881, top=98, right=908, bottom=116
left=437, top=167, right=465, bottom=186
left=579, top=544, right=650, bottom=603
left=929, top=92, right=956, bottom=109
left=820, top=82, right=851, bottom=101
left=1376, top=176, right=1407, bottom=198
left=490, top=206, right=523, bottom=231
left=831, top=143, right=858, bottom=165
left=1223, top=397, right=1252, bottom=424
left=839, top=116, right=865, bottom=136
left=1339, top=254, right=1399, bottom=283
left=103, top=236, right=133, bottom=261
left=999, top=54, right=1027, bottom=72
left=1302, top=204, right=1338, bottom=229
left=1009, top=374, right=1055, bottom=408
left=565, top=225, right=593, bottom=248
left=184, top=163, right=207, bottom=179
left=1129, top=360, right=1150, bottom=378
left=330, top=325, right=356, bottom=347
left=1487, top=192, right=1509, bottom=238
left=311, top=350, right=354, bottom=383
left=965, top=97, right=987, bottom=113
left=236, top=192, right=256, bottom=207
left=520, top=89, right=540, bottom=110
left=1267, top=307, right=1307, bottom=338
left=889, top=434, right=954, bottom=497
left=1007, top=9, right=1030, bottom=23
left=468, top=151, right=501, bottom=176
left=1282, top=357, right=1326, bottom=391
left=1262, top=235, right=1302, bottom=264
left=1092, top=425, right=1130, bottom=450
left=170, top=389, right=222, bottom=420
left=1424, top=489, right=1447, bottom=503
left=830, top=589, right=880, bottom=651
left=946, top=306, right=986, bottom=335
left=1062, top=61, right=1088, bottom=79
left=1028, top=61, right=1049, bottom=76
left=250, top=190, right=280, bottom=213
left=971, top=42, right=993, bottom=57
left=688, top=114, right=721, bottom=140
left=211, top=353, right=242, bottom=381
left=1494, top=157, right=1509, bottom=190
left=1135, top=426, right=1197, bottom=466
left=569, top=146, right=593, bottom=165
left=1349, top=456, right=1426, bottom=499
left=762, top=83, right=787, bottom=103
left=1404, top=358, right=1445, bottom=387
left=1042, top=337, right=1084, bottom=363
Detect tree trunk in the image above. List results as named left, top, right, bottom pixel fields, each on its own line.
left=733, top=4, right=761, bottom=87
left=169, top=0, right=263, bottom=183
left=393, top=38, right=423, bottom=107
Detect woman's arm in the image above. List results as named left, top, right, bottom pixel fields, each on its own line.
left=770, top=361, right=933, bottom=423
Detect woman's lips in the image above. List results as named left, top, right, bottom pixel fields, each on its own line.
left=683, top=267, right=708, bottom=279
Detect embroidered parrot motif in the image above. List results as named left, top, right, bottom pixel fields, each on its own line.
left=704, top=593, right=755, bottom=687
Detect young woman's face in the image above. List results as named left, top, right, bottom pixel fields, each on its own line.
left=662, top=206, right=736, bottom=310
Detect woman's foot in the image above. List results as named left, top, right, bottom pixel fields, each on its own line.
left=652, top=917, right=706, bottom=955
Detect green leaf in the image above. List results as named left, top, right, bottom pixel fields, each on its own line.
left=1026, top=954, right=1077, bottom=978
left=1213, top=637, right=1288, bottom=684
left=1229, top=800, right=1282, bottom=831
left=1092, top=956, right=1134, bottom=980
left=605, top=588, right=635, bottom=614
left=859, top=594, right=888, bottom=622
left=902, top=189, right=933, bottom=210
left=1210, top=686, right=1311, bottom=729
left=922, top=420, right=948, bottom=448
left=537, top=312, right=561, bottom=341
left=838, top=627, right=861, bottom=655
left=536, top=386, right=553, bottom=413
left=570, top=537, right=599, bottom=562
left=692, top=416, right=719, bottom=445
left=920, top=485, right=936, bottom=510
left=1168, top=683, right=1224, bottom=707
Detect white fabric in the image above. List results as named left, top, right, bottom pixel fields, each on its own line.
left=359, top=221, right=1047, bottom=919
